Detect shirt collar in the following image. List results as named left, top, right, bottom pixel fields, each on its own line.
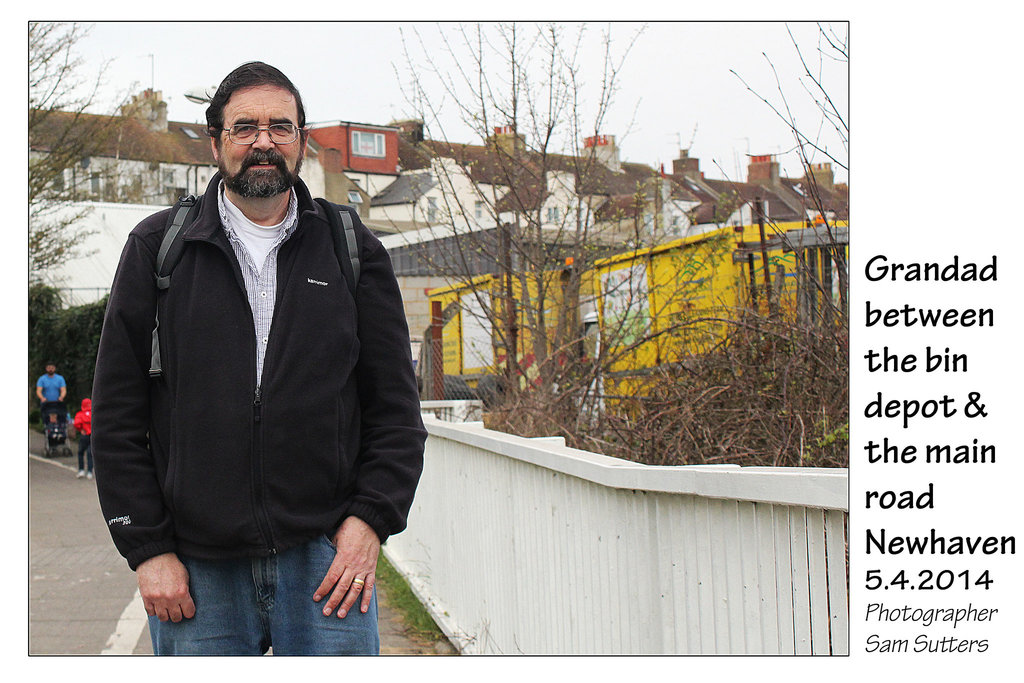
left=217, top=181, right=300, bottom=241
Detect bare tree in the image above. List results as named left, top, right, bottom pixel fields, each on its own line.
left=730, top=22, right=849, bottom=322
left=395, top=22, right=850, bottom=468
left=28, top=22, right=130, bottom=280
left=595, top=21, right=851, bottom=468
left=394, top=23, right=661, bottom=421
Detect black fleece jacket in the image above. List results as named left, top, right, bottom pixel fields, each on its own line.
left=93, top=175, right=425, bottom=570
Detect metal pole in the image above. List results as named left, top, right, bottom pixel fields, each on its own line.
left=747, top=254, right=758, bottom=308
left=755, top=196, right=773, bottom=314
left=502, top=223, right=518, bottom=383
left=430, top=300, right=444, bottom=400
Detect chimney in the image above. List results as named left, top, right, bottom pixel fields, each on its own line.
left=490, top=125, right=525, bottom=155
left=747, top=154, right=779, bottom=186
left=584, top=134, right=621, bottom=173
left=391, top=118, right=424, bottom=142
left=123, top=89, right=168, bottom=132
left=672, top=149, right=701, bottom=179
left=806, top=162, right=834, bottom=192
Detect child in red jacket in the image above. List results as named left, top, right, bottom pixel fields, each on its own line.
left=73, top=398, right=93, bottom=479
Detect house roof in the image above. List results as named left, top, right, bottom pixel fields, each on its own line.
left=668, top=171, right=849, bottom=225
left=393, top=134, right=662, bottom=213
left=31, top=108, right=334, bottom=175
left=399, top=132, right=839, bottom=223
left=701, top=178, right=806, bottom=222
left=30, top=109, right=217, bottom=166
left=780, top=177, right=849, bottom=217
left=38, top=104, right=849, bottom=229
left=372, top=171, right=437, bottom=206
left=593, top=194, right=641, bottom=221
left=392, top=131, right=853, bottom=227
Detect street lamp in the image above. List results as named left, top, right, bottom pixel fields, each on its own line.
left=184, top=87, right=215, bottom=105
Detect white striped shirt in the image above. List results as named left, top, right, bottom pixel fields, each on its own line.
left=217, top=184, right=299, bottom=387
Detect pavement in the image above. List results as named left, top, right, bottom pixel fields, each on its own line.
left=28, top=429, right=455, bottom=656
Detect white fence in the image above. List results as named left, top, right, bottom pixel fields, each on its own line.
left=418, top=400, right=483, bottom=423
left=384, top=414, right=849, bottom=655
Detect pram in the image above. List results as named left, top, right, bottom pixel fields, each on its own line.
left=41, top=401, right=72, bottom=458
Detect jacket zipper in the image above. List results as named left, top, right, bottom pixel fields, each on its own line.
left=252, top=386, right=278, bottom=555
left=188, top=200, right=282, bottom=557
left=248, top=234, right=294, bottom=557
left=214, top=234, right=277, bottom=557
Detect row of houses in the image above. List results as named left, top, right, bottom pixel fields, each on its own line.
left=29, top=88, right=848, bottom=332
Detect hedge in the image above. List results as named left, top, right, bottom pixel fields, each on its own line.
left=28, top=284, right=108, bottom=416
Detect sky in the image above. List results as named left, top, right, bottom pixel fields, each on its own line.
left=64, top=21, right=849, bottom=185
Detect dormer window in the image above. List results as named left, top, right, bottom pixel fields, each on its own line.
left=352, top=131, right=385, bottom=158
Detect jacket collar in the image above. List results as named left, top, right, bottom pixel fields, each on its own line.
left=185, top=172, right=323, bottom=241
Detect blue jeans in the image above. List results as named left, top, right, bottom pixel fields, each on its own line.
left=77, top=433, right=93, bottom=473
left=148, top=535, right=379, bottom=655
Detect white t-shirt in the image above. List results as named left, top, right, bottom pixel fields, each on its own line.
left=218, top=189, right=297, bottom=271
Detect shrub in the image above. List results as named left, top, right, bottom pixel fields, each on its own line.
left=28, top=284, right=108, bottom=411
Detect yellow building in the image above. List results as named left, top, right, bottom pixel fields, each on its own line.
left=425, top=221, right=848, bottom=395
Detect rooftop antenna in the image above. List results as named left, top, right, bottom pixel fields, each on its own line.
left=734, top=137, right=750, bottom=179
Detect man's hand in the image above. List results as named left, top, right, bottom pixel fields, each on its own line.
left=313, top=516, right=380, bottom=619
left=137, top=552, right=196, bottom=623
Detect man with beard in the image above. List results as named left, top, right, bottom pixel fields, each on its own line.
left=92, top=62, right=425, bottom=655
left=35, top=361, right=66, bottom=405
left=35, top=362, right=67, bottom=433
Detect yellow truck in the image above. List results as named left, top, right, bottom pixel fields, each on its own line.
left=421, top=220, right=848, bottom=399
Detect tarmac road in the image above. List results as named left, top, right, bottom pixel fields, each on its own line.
left=28, top=429, right=453, bottom=656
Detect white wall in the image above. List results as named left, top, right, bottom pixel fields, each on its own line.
left=37, top=154, right=325, bottom=305
left=37, top=201, right=167, bottom=303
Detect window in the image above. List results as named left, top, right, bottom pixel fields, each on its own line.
left=427, top=197, right=438, bottom=223
left=348, top=190, right=363, bottom=204
left=475, top=201, right=484, bottom=220
left=546, top=206, right=561, bottom=223
left=643, top=213, right=654, bottom=233
left=351, top=131, right=385, bottom=158
left=180, top=126, right=201, bottom=140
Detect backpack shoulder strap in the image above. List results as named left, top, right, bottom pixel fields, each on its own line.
left=155, top=195, right=201, bottom=289
left=316, top=198, right=362, bottom=297
left=149, top=195, right=201, bottom=378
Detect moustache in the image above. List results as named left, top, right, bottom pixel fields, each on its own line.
left=241, top=150, right=288, bottom=172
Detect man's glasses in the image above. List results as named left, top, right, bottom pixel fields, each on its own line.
left=223, top=123, right=302, bottom=145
